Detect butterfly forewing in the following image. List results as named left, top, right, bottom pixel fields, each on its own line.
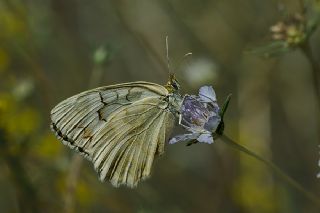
left=50, top=82, right=176, bottom=187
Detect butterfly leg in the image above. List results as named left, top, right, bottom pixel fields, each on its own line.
left=178, top=113, right=193, bottom=131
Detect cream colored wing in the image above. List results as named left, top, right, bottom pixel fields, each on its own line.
left=91, top=96, right=175, bottom=187
left=50, top=82, right=175, bottom=187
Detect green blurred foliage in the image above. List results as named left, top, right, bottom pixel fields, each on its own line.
left=0, top=0, right=320, bottom=212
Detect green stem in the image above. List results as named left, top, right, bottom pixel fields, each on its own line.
left=0, top=132, right=39, bottom=212
left=5, top=154, right=40, bottom=213
left=301, top=42, right=320, bottom=101
left=219, top=134, right=320, bottom=208
left=301, top=41, right=320, bottom=141
left=64, top=53, right=106, bottom=213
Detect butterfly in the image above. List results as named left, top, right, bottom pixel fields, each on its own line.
left=50, top=74, right=184, bottom=188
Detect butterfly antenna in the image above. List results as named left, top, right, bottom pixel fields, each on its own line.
left=166, top=36, right=172, bottom=75
left=177, top=52, right=193, bottom=69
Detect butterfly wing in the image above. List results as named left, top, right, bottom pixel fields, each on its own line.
left=50, top=82, right=175, bottom=187
left=91, top=96, right=175, bottom=187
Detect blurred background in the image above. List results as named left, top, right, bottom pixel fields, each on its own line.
left=1, top=0, right=320, bottom=212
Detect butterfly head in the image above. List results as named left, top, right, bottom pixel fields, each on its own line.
left=165, top=73, right=181, bottom=93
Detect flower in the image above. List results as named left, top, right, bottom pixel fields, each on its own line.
left=169, top=86, right=221, bottom=145
left=269, top=13, right=306, bottom=47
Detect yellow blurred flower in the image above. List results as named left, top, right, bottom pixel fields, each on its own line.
left=0, top=92, right=39, bottom=140
left=5, top=107, right=39, bottom=136
left=76, top=180, right=94, bottom=205
left=34, top=132, right=62, bottom=158
left=0, top=93, right=12, bottom=113
left=269, top=13, right=306, bottom=47
left=0, top=10, right=26, bottom=39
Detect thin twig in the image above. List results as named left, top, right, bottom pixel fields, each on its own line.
left=12, top=42, right=53, bottom=111
left=298, top=0, right=306, bottom=14
left=63, top=57, right=106, bottom=213
left=0, top=132, right=40, bottom=212
left=5, top=154, right=40, bottom=213
left=220, top=134, right=320, bottom=208
left=301, top=42, right=320, bottom=101
left=301, top=41, right=320, bottom=138
left=64, top=155, right=83, bottom=213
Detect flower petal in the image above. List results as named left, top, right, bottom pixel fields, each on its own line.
left=169, top=133, right=199, bottom=144
left=204, top=115, right=221, bottom=132
left=197, top=133, right=214, bottom=144
left=199, top=86, right=216, bottom=103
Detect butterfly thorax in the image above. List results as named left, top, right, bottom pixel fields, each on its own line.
left=164, top=74, right=184, bottom=118
left=165, top=92, right=183, bottom=119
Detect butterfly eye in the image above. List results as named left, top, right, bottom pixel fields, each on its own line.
left=171, top=80, right=180, bottom=91
left=166, top=73, right=181, bottom=92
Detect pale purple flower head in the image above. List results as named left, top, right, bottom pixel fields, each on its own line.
left=169, top=86, right=221, bottom=145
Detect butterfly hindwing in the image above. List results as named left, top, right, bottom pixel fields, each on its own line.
left=50, top=82, right=175, bottom=187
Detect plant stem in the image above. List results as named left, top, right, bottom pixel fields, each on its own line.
left=63, top=57, right=106, bottom=213
left=219, top=134, right=320, bottom=208
left=5, top=154, right=40, bottom=213
left=0, top=132, right=39, bottom=212
left=301, top=42, right=320, bottom=101
left=298, top=0, right=306, bottom=14
left=64, top=155, right=83, bottom=213
left=301, top=41, right=320, bottom=140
